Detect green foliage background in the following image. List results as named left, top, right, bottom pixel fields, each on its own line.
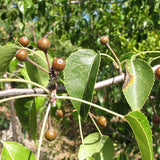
left=0, top=0, right=160, bottom=159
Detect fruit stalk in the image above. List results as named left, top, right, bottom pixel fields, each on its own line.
left=44, top=51, right=52, bottom=73
left=106, top=43, right=122, bottom=74
left=48, top=110, right=52, bottom=130
left=89, top=112, right=98, bottom=120
left=26, top=57, right=49, bottom=74
left=37, top=103, right=51, bottom=160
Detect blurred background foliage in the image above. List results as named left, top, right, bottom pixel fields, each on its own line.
left=0, top=0, right=160, bottom=159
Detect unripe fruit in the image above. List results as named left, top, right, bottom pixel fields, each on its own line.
left=16, top=49, right=28, bottom=61
left=56, top=109, right=65, bottom=118
left=52, top=58, right=65, bottom=72
left=45, top=130, right=56, bottom=141
left=97, top=116, right=107, bottom=127
left=18, top=36, right=29, bottom=47
left=37, top=37, right=50, bottom=52
left=155, top=67, right=160, bottom=80
left=100, top=36, right=109, bottom=45
left=152, top=115, right=160, bottom=126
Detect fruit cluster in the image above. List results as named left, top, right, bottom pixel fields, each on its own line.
left=16, top=36, right=110, bottom=141
left=16, top=36, right=67, bottom=141
left=17, top=36, right=65, bottom=73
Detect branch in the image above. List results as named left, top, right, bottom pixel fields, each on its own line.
left=0, top=65, right=159, bottom=98
left=94, top=73, right=125, bottom=90
left=0, top=86, right=65, bottom=98
left=30, top=24, right=36, bottom=42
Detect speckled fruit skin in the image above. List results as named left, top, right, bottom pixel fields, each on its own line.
left=97, top=116, right=107, bottom=127
left=100, top=36, right=109, bottom=45
left=16, top=49, right=28, bottom=61
left=52, top=58, right=65, bottom=72
left=45, top=130, right=56, bottom=141
left=56, top=109, right=65, bottom=118
left=155, top=67, right=160, bottom=80
left=37, top=37, right=50, bottom=52
left=18, top=36, right=30, bottom=47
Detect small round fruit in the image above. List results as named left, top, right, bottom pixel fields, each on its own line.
left=37, top=37, right=50, bottom=52
left=56, top=109, right=65, bottom=118
left=45, top=130, right=56, bottom=141
left=155, top=67, right=160, bottom=80
left=97, top=116, right=107, bottom=127
left=18, top=36, right=29, bottom=47
left=100, top=36, right=109, bottom=45
left=52, top=58, right=65, bottom=72
left=16, top=49, right=28, bottom=61
left=152, top=115, right=160, bottom=126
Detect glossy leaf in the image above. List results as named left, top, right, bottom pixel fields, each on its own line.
left=78, top=133, right=114, bottom=160
left=64, top=49, right=100, bottom=120
left=20, top=68, right=32, bottom=88
left=125, top=111, right=153, bottom=160
left=25, top=51, right=49, bottom=87
left=122, top=59, right=154, bottom=110
left=0, top=44, right=18, bottom=78
left=1, top=141, right=36, bottom=160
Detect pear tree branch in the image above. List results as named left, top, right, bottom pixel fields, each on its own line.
left=0, top=64, right=159, bottom=98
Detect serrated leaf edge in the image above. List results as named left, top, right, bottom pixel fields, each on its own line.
left=125, top=112, right=153, bottom=160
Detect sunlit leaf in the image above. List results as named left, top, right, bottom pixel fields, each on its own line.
left=64, top=49, right=100, bottom=120
left=1, top=141, right=36, bottom=160
left=125, top=111, right=153, bottom=160
left=78, top=133, right=114, bottom=160
left=25, top=51, right=49, bottom=87
left=122, top=59, right=154, bottom=110
left=0, top=44, right=18, bottom=78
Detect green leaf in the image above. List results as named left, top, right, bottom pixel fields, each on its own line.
left=119, top=52, right=135, bottom=62
left=35, top=96, right=46, bottom=112
left=15, top=97, right=33, bottom=131
left=20, top=68, right=32, bottom=88
left=9, top=58, right=18, bottom=73
left=1, top=141, right=36, bottom=160
left=64, top=49, right=100, bottom=120
left=78, top=133, right=114, bottom=160
left=15, top=97, right=37, bottom=140
left=25, top=51, right=49, bottom=87
left=18, top=1, right=27, bottom=15
left=25, top=0, right=33, bottom=8
left=0, top=44, right=18, bottom=78
left=125, top=111, right=153, bottom=160
left=122, top=59, right=154, bottom=110
left=29, top=99, right=37, bottom=141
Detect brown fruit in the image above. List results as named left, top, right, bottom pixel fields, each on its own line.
left=37, top=37, right=50, bottom=52
left=155, top=67, right=160, bottom=80
left=45, top=130, right=56, bottom=141
left=100, top=36, right=109, bottom=45
left=56, top=109, right=65, bottom=118
left=16, top=49, right=28, bottom=61
left=18, top=36, right=30, bottom=47
left=152, top=115, right=160, bottom=126
left=52, top=58, right=65, bottom=72
left=97, top=116, right=107, bottom=127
